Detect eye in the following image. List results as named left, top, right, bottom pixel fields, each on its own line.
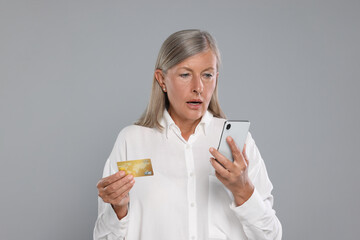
left=179, top=73, right=190, bottom=78
left=202, top=73, right=214, bottom=80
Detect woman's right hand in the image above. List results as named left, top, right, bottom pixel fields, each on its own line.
left=97, top=171, right=135, bottom=219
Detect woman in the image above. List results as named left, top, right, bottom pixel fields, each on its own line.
left=94, top=29, right=282, bottom=240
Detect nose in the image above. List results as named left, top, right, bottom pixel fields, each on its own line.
left=192, top=75, right=203, bottom=95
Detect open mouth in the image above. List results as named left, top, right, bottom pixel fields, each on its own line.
left=186, top=101, right=202, bottom=105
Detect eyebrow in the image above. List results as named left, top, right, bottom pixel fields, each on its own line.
left=179, top=67, right=216, bottom=71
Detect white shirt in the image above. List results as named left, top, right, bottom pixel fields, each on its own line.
left=94, top=110, right=282, bottom=240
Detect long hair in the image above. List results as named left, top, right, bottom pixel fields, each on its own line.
left=135, top=29, right=226, bottom=129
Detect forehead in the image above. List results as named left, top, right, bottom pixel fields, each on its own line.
left=174, top=50, right=217, bottom=70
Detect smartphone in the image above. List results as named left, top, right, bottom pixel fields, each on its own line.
left=217, top=120, right=250, bottom=162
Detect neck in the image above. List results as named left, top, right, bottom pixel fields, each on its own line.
left=168, top=111, right=201, bottom=141
left=177, top=119, right=201, bottom=141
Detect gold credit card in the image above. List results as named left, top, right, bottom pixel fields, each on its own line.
left=117, top=158, right=154, bottom=177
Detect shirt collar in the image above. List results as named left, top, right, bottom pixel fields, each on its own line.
left=160, top=109, right=213, bottom=139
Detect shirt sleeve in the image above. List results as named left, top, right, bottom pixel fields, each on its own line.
left=93, top=130, right=130, bottom=240
left=229, top=132, right=282, bottom=240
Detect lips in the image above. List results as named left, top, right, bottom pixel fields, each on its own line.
left=186, top=99, right=203, bottom=110
left=186, top=99, right=203, bottom=105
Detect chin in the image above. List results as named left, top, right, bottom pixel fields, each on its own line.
left=186, top=109, right=205, bottom=120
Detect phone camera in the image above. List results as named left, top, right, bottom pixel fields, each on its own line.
left=226, top=124, right=231, bottom=130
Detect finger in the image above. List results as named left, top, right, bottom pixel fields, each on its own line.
left=215, top=171, right=228, bottom=184
left=242, top=143, right=249, bottom=166
left=226, top=136, right=246, bottom=167
left=209, top=147, right=233, bottom=170
left=103, top=174, right=134, bottom=195
left=97, top=171, right=126, bottom=189
left=113, top=188, right=131, bottom=205
left=210, top=157, right=230, bottom=178
left=109, top=177, right=135, bottom=200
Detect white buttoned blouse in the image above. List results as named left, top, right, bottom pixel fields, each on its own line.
left=94, top=110, right=282, bottom=240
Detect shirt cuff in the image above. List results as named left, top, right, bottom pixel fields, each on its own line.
left=230, top=188, right=267, bottom=225
left=103, top=203, right=130, bottom=235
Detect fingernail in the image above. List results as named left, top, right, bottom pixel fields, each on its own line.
left=127, top=175, right=134, bottom=180
left=119, top=171, right=125, bottom=176
left=227, top=136, right=232, bottom=141
left=209, top=147, right=214, bottom=152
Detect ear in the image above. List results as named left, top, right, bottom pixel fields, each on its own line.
left=154, top=69, right=166, bottom=91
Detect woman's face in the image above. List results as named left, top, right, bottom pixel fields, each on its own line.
left=156, top=49, right=218, bottom=126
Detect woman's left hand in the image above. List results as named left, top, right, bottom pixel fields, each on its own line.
left=209, top=136, right=254, bottom=206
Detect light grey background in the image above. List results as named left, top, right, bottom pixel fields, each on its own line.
left=1, top=0, right=359, bottom=239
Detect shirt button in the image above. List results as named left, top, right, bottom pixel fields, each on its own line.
left=186, top=144, right=191, bottom=149
left=190, top=202, right=195, bottom=207
left=189, top=172, right=194, bottom=177
left=191, top=236, right=196, bottom=240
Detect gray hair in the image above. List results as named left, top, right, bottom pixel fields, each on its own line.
left=135, top=29, right=226, bottom=129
